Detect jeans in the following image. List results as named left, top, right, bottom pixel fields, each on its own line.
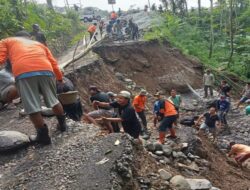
left=218, top=111, right=228, bottom=125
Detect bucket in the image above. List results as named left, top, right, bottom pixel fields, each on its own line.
left=58, top=91, right=78, bottom=105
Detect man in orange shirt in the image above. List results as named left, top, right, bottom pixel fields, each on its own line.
left=88, top=23, right=97, bottom=41
left=0, top=31, right=68, bottom=145
left=133, top=90, right=148, bottom=134
left=158, top=99, right=178, bottom=144
left=111, top=11, right=118, bottom=21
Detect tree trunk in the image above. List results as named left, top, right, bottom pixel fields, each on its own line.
left=208, top=0, right=214, bottom=59
left=46, top=0, right=54, bottom=10
left=228, top=0, right=234, bottom=67
left=198, top=0, right=201, bottom=25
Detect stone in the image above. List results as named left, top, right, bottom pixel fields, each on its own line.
left=0, top=131, right=30, bottom=152
left=158, top=169, right=172, bottom=181
left=210, top=187, right=221, bottom=190
left=170, top=175, right=191, bottom=190
left=145, top=143, right=155, bottom=152
left=177, top=162, right=200, bottom=172
left=155, top=151, right=164, bottom=156
left=41, top=106, right=54, bottom=117
left=115, top=72, right=124, bottom=80
left=162, top=145, right=172, bottom=157
left=154, top=142, right=163, bottom=151
left=173, top=151, right=187, bottom=159
left=186, top=178, right=212, bottom=190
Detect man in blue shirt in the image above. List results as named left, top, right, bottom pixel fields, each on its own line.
left=153, top=92, right=164, bottom=127
left=217, top=95, right=230, bottom=127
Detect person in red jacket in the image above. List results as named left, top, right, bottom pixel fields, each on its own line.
left=0, top=31, right=68, bottom=145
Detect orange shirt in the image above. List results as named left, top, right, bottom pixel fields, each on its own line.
left=160, top=100, right=177, bottom=117
left=133, top=95, right=147, bottom=112
left=111, top=12, right=117, bottom=19
left=0, top=37, right=63, bottom=81
left=88, top=25, right=96, bottom=33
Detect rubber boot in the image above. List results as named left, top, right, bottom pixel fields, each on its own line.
left=29, top=124, right=51, bottom=145
left=158, top=132, right=166, bottom=144
left=56, top=114, right=68, bottom=132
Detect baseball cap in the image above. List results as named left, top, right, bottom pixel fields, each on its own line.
left=139, top=89, right=147, bottom=96
left=118, top=91, right=131, bottom=99
left=107, top=91, right=117, bottom=97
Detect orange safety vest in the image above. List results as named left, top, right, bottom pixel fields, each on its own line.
left=111, top=12, right=117, bottom=19
left=133, top=95, right=147, bottom=112
left=88, top=25, right=96, bottom=33
left=160, top=100, right=177, bottom=117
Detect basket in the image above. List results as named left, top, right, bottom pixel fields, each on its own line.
left=58, top=91, right=79, bottom=105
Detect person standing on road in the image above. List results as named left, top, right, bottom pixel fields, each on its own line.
left=30, top=24, right=47, bottom=46
left=88, top=23, right=97, bottom=42
left=99, top=19, right=105, bottom=38
left=128, top=19, right=139, bottom=40
left=218, top=80, right=231, bottom=98
left=110, top=11, right=118, bottom=24
left=106, top=21, right=113, bottom=38
left=203, top=69, right=215, bottom=98
left=133, top=90, right=148, bottom=134
left=158, top=98, right=178, bottom=144
left=196, top=107, right=221, bottom=141
left=94, top=91, right=141, bottom=140
left=236, top=82, right=250, bottom=109
left=0, top=31, right=69, bottom=145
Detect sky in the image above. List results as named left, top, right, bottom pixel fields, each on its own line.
left=36, top=0, right=211, bottom=11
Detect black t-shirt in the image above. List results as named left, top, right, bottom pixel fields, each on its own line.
left=30, top=31, right=47, bottom=45
left=90, top=92, right=111, bottom=110
left=220, top=84, right=231, bottom=96
left=110, top=101, right=141, bottom=134
left=204, top=113, right=219, bottom=128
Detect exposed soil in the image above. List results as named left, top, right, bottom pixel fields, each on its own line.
left=93, top=40, right=203, bottom=93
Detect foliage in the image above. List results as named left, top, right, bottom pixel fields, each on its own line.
left=145, top=1, right=250, bottom=79
left=0, top=0, right=85, bottom=55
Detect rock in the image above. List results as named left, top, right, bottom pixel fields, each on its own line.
left=155, top=151, right=164, bottom=156
left=162, top=145, right=172, bottom=157
left=170, top=175, right=191, bottom=190
left=145, top=142, right=155, bottom=152
left=177, top=162, right=200, bottom=172
left=124, top=78, right=133, bottom=84
left=41, top=106, right=54, bottom=117
left=0, top=131, right=30, bottom=152
left=115, top=72, right=124, bottom=80
left=173, top=151, right=187, bottom=159
left=158, top=169, right=172, bottom=181
left=186, top=178, right=212, bottom=190
left=154, top=142, right=163, bottom=151
left=210, top=187, right=220, bottom=190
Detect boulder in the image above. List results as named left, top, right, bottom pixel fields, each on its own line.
left=170, top=175, right=191, bottom=190
left=158, top=169, right=172, bottom=181
left=0, top=131, right=30, bottom=152
left=145, top=142, right=155, bottom=152
left=162, top=145, right=173, bottom=157
left=186, top=178, right=212, bottom=190
left=155, top=151, right=164, bottom=156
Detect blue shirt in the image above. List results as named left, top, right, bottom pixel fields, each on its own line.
left=217, top=100, right=230, bottom=112
left=153, top=100, right=161, bottom=114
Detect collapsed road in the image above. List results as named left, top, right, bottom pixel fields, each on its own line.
left=0, top=11, right=250, bottom=190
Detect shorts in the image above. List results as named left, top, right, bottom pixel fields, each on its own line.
left=240, top=96, right=249, bottom=103
left=200, top=123, right=216, bottom=133
left=159, top=115, right=177, bottom=132
left=0, top=85, right=15, bottom=102
left=124, top=124, right=141, bottom=139
left=16, top=76, right=59, bottom=114
left=88, top=109, right=114, bottom=119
